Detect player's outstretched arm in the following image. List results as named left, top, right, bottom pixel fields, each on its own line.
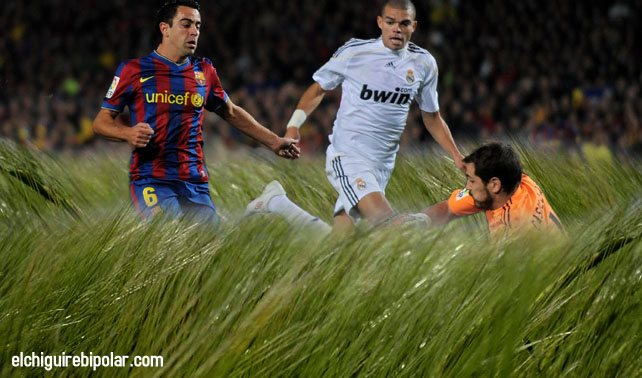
left=215, top=99, right=300, bottom=159
left=284, top=82, right=327, bottom=143
left=93, top=109, right=153, bottom=148
left=421, top=110, right=465, bottom=172
left=420, top=200, right=459, bottom=226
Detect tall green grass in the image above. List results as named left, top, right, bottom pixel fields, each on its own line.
left=1, top=140, right=640, bottom=377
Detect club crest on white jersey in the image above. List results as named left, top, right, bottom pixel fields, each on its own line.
left=313, top=37, right=440, bottom=170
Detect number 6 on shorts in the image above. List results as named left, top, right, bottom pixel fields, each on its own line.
left=143, top=187, right=158, bottom=207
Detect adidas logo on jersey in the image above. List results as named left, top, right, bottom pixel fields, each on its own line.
left=359, top=84, right=411, bottom=105
left=385, top=61, right=395, bottom=68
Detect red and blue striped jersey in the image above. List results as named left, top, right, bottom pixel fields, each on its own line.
left=102, top=50, right=227, bottom=183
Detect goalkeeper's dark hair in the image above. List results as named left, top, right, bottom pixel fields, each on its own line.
left=464, top=142, right=523, bottom=194
left=380, top=0, right=416, bottom=20
left=155, top=0, right=201, bottom=40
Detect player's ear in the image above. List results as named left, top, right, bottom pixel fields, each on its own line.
left=160, top=22, right=170, bottom=38
left=489, top=177, right=502, bottom=194
left=377, top=16, right=383, bottom=29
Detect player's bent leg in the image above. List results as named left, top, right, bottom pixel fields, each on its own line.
left=332, top=210, right=356, bottom=235
left=177, top=181, right=220, bottom=225
left=355, top=191, right=395, bottom=226
left=325, top=150, right=394, bottom=228
left=180, top=200, right=219, bottom=225
left=244, top=180, right=287, bottom=217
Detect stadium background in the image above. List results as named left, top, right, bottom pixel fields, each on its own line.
left=0, top=0, right=640, bottom=161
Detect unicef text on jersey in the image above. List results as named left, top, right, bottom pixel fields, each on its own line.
left=145, top=90, right=204, bottom=107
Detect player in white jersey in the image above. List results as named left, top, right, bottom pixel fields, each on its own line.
left=245, top=0, right=464, bottom=233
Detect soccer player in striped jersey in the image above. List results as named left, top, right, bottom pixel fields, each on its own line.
left=419, top=142, right=565, bottom=237
left=93, top=0, right=299, bottom=223
left=245, top=0, right=464, bottom=234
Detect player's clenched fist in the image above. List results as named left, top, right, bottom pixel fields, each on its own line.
left=128, top=123, right=154, bottom=148
left=273, top=137, right=301, bottom=160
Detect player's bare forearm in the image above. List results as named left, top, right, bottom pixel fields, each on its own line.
left=284, top=83, right=327, bottom=144
left=421, top=110, right=465, bottom=169
left=296, top=82, right=327, bottom=116
left=284, top=127, right=300, bottom=142
left=421, top=200, right=457, bottom=226
left=93, top=109, right=153, bottom=148
left=93, top=109, right=124, bottom=141
left=217, top=100, right=300, bottom=159
left=217, top=100, right=278, bottom=146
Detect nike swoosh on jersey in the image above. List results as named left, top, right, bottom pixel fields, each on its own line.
left=140, top=76, right=154, bottom=83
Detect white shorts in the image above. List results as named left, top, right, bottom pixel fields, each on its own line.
left=325, top=144, right=392, bottom=220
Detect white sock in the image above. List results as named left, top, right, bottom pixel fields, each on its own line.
left=267, top=195, right=331, bottom=234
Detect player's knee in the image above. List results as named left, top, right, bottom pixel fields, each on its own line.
left=333, top=212, right=355, bottom=234
left=183, top=205, right=219, bottom=225
left=357, top=192, right=395, bottom=225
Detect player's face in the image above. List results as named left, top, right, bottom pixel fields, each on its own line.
left=464, top=163, right=494, bottom=210
left=164, top=6, right=201, bottom=58
left=377, top=5, right=417, bottom=50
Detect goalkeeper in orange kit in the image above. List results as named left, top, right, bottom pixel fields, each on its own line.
left=418, top=142, right=564, bottom=237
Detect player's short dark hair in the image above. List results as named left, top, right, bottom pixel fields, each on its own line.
left=155, top=0, right=201, bottom=35
left=380, top=0, right=416, bottom=20
left=464, top=142, right=523, bottom=194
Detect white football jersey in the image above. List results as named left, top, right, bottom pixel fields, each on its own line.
left=313, top=37, right=440, bottom=170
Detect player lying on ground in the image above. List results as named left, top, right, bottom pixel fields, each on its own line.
left=419, top=142, right=564, bottom=237
left=245, top=142, right=564, bottom=238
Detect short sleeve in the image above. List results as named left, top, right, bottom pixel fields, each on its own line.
left=447, top=189, right=482, bottom=216
left=102, top=61, right=135, bottom=113
left=414, top=55, right=439, bottom=113
left=313, top=60, right=345, bottom=90
left=204, top=65, right=227, bottom=112
left=311, top=40, right=356, bottom=90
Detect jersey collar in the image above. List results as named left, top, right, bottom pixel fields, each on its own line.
left=377, top=36, right=409, bottom=58
left=152, top=50, right=191, bottom=68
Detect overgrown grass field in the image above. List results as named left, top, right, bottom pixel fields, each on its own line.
left=1, top=140, right=641, bottom=377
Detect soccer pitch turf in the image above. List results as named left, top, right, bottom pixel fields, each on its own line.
left=1, top=140, right=641, bottom=377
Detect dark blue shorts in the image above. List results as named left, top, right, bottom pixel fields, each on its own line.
left=130, top=178, right=218, bottom=224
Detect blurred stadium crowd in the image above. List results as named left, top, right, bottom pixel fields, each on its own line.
left=1, top=0, right=640, bottom=162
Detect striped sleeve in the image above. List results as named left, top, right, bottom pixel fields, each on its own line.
left=102, top=60, right=136, bottom=113
left=203, top=60, right=227, bottom=112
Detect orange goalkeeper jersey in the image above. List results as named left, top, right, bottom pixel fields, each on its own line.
left=447, top=174, right=564, bottom=236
